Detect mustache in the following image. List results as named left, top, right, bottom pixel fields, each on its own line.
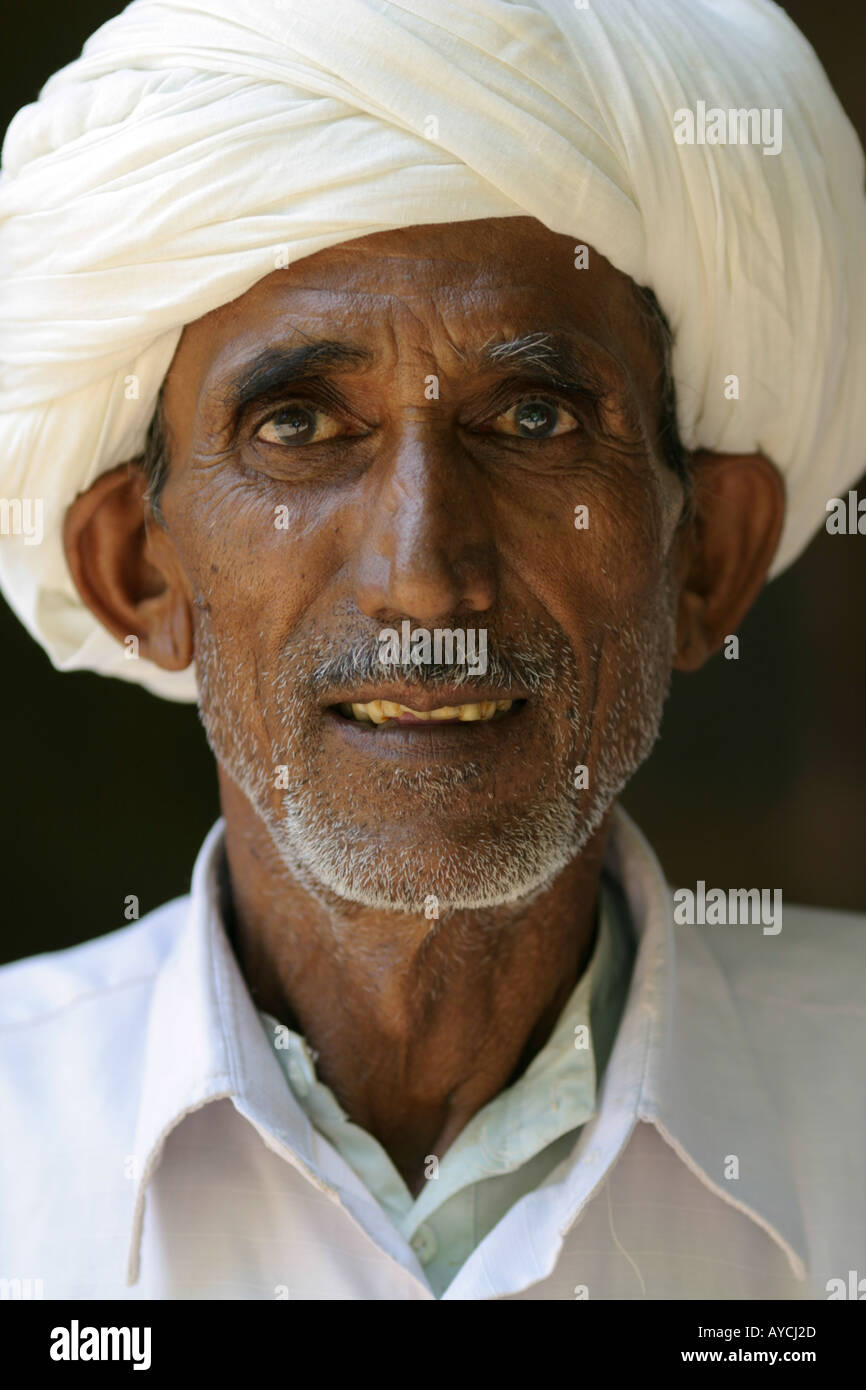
left=298, top=629, right=567, bottom=699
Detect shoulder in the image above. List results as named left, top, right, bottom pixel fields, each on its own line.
left=0, top=894, right=187, bottom=1031
left=667, top=896, right=866, bottom=1270
left=0, top=896, right=191, bottom=1270
left=670, top=893, right=866, bottom=1127
left=672, top=894, right=866, bottom=1013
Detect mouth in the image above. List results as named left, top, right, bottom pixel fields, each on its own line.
left=332, top=697, right=524, bottom=727
left=322, top=687, right=531, bottom=766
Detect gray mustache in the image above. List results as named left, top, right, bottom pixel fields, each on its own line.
left=307, top=636, right=562, bottom=697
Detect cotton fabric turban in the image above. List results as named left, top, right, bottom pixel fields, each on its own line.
left=1, top=0, right=864, bottom=702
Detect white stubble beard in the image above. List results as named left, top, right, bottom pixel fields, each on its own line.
left=194, top=589, right=676, bottom=915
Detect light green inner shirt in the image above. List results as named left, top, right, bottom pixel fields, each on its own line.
left=258, top=872, right=635, bottom=1297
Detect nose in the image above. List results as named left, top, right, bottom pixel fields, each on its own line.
left=352, top=424, right=498, bottom=626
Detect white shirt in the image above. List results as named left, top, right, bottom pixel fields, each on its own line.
left=0, top=806, right=863, bottom=1300
left=254, top=871, right=635, bottom=1298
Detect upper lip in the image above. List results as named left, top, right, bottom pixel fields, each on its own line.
left=324, top=685, right=527, bottom=712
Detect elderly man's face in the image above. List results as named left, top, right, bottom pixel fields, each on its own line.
left=157, top=216, right=686, bottom=911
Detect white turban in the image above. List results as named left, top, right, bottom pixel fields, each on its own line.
left=1, top=0, right=864, bottom=702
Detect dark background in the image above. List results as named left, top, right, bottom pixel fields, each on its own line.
left=1, top=1, right=864, bottom=964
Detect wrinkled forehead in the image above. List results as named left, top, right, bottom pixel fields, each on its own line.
left=168, top=216, right=649, bottom=399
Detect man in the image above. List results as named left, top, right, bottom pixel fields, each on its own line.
left=0, top=0, right=864, bottom=1301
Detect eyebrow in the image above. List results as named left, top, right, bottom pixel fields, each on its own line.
left=462, top=331, right=610, bottom=394
left=223, top=340, right=374, bottom=412
left=220, top=328, right=612, bottom=416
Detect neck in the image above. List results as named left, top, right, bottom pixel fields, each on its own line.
left=217, top=770, right=611, bottom=1195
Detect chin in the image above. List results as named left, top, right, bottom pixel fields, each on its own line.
left=266, top=793, right=598, bottom=915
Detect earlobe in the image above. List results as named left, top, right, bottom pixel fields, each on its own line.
left=139, top=579, right=195, bottom=670
left=674, top=588, right=710, bottom=671
left=673, top=451, right=785, bottom=671
left=63, top=461, right=194, bottom=672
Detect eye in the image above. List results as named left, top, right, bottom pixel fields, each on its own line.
left=488, top=395, right=580, bottom=440
left=255, top=402, right=344, bottom=447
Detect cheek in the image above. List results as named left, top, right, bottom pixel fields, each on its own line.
left=169, top=468, right=347, bottom=642
left=493, top=460, right=675, bottom=649
left=491, top=463, right=678, bottom=776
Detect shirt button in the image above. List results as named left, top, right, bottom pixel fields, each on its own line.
left=585, top=1148, right=601, bottom=1166
left=287, top=1058, right=310, bottom=1097
left=410, top=1224, right=438, bottom=1265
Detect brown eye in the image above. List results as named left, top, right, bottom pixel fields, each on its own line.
left=256, top=404, right=344, bottom=446
left=491, top=397, right=580, bottom=439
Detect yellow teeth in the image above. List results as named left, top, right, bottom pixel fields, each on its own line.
left=341, top=698, right=513, bottom=725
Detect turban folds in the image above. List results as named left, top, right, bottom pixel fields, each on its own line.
left=0, top=0, right=864, bottom=701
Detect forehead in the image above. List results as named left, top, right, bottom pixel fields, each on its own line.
left=171, top=216, right=646, bottom=389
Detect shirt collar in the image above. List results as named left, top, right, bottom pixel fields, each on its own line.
left=126, top=819, right=339, bottom=1284
left=256, top=878, right=627, bottom=1232
left=126, top=807, right=807, bottom=1287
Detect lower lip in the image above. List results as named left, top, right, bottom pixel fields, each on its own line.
left=323, top=703, right=528, bottom=759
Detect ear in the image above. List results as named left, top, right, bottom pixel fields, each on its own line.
left=674, top=451, right=785, bottom=671
left=63, top=461, right=194, bottom=671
